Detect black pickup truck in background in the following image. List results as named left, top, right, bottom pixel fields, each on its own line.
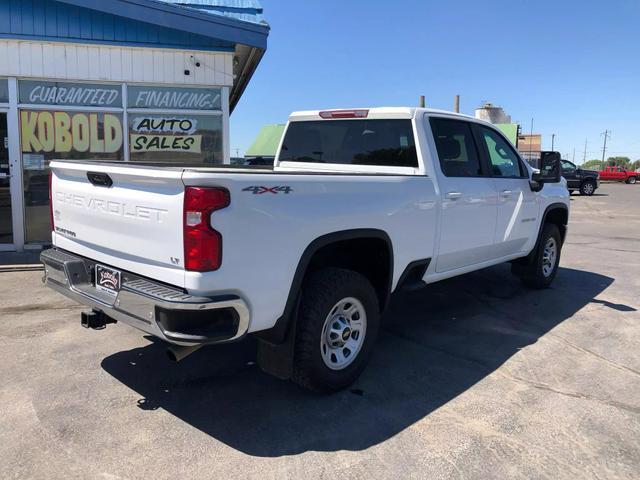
left=561, top=160, right=600, bottom=196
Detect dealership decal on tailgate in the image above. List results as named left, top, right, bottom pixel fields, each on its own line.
left=95, top=265, right=121, bottom=297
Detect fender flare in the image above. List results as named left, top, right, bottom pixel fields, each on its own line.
left=523, top=202, right=568, bottom=264
left=257, top=228, right=393, bottom=344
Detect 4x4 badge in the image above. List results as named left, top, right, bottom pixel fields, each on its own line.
left=242, top=186, right=293, bottom=195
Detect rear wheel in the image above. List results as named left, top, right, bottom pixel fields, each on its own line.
left=626, top=176, right=637, bottom=184
left=512, top=223, right=562, bottom=289
left=580, top=180, right=596, bottom=195
left=291, top=268, right=380, bottom=392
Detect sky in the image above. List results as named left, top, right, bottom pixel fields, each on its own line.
left=230, top=0, right=640, bottom=163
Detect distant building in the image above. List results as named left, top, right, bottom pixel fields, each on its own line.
left=475, top=102, right=512, bottom=124
left=244, top=124, right=286, bottom=165
left=518, top=134, right=542, bottom=166
left=475, top=102, right=544, bottom=167
left=495, top=123, right=519, bottom=146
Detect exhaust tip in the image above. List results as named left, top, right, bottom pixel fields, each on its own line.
left=166, top=344, right=202, bottom=362
left=166, top=349, right=179, bottom=362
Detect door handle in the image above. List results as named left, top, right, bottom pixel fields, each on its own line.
left=446, top=191, right=462, bottom=200
left=500, top=189, right=513, bottom=197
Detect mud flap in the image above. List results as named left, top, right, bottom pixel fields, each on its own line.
left=256, top=319, right=297, bottom=380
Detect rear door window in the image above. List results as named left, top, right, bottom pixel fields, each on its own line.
left=429, top=118, right=483, bottom=177
left=279, top=119, right=418, bottom=167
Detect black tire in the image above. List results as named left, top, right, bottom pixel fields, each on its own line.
left=291, top=268, right=380, bottom=393
left=512, top=223, right=562, bottom=289
left=626, top=176, right=637, bottom=184
left=580, top=180, right=596, bottom=196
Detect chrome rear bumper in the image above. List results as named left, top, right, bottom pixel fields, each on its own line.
left=41, top=248, right=249, bottom=346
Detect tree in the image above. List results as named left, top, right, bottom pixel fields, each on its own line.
left=606, top=156, right=631, bottom=168
left=582, top=159, right=604, bottom=170
left=632, top=160, right=640, bottom=171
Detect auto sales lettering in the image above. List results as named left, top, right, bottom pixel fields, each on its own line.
left=130, top=116, right=202, bottom=153
left=21, top=111, right=123, bottom=154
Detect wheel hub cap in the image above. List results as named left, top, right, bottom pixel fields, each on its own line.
left=321, top=298, right=367, bottom=370
left=542, top=237, right=557, bottom=277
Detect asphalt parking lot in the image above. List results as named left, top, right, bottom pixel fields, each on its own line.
left=1, top=182, right=639, bottom=479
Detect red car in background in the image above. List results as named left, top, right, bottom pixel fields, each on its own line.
left=599, top=166, right=638, bottom=184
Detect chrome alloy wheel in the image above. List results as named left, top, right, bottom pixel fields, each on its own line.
left=542, top=237, right=557, bottom=277
left=583, top=182, right=595, bottom=194
left=320, top=297, right=367, bottom=370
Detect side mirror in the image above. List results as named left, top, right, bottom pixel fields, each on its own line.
left=531, top=151, right=561, bottom=191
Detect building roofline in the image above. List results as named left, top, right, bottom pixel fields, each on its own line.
left=56, top=0, right=270, bottom=49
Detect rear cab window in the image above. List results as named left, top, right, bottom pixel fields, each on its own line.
left=278, top=119, right=418, bottom=169
left=429, top=118, right=483, bottom=177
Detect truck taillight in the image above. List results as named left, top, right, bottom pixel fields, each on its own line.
left=49, top=170, right=54, bottom=229
left=183, top=187, right=230, bottom=272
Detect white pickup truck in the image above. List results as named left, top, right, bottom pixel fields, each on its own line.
left=42, top=107, right=569, bottom=392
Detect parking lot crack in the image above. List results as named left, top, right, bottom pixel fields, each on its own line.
left=497, top=372, right=640, bottom=415
left=546, top=333, right=640, bottom=377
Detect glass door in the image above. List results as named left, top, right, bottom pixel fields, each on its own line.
left=0, top=111, right=13, bottom=248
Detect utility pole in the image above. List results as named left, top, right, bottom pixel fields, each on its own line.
left=572, top=148, right=575, bottom=162
left=601, top=130, right=611, bottom=167
left=529, top=118, right=534, bottom=162
left=551, top=133, right=556, bottom=151
left=419, top=95, right=425, bottom=108
left=582, top=138, right=587, bottom=164
left=454, top=95, right=460, bottom=113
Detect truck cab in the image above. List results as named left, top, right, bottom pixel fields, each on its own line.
left=561, top=159, right=600, bottom=195
left=599, top=166, right=638, bottom=184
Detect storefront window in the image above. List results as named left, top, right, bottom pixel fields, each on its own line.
left=127, top=85, right=223, bottom=165
left=128, top=113, right=222, bottom=164
left=13, top=80, right=227, bottom=244
left=0, top=79, right=8, bottom=103
left=20, top=109, right=124, bottom=243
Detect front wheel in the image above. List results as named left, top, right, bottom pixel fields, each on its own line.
left=580, top=180, right=596, bottom=195
left=626, top=176, right=637, bottom=184
left=292, top=268, right=380, bottom=392
left=512, top=223, right=562, bottom=289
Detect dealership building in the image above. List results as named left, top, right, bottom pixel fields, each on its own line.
left=0, top=0, right=268, bottom=252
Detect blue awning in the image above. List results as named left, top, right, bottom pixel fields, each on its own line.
left=56, top=0, right=269, bottom=49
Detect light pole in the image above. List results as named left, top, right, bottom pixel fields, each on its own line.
left=551, top=133, right=556, bottom=151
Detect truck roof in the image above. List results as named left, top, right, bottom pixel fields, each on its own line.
left=288, top=107, right=478, bottom=122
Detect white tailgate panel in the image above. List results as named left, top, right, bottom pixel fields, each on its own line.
left=51, top=162, right=186, bottom=288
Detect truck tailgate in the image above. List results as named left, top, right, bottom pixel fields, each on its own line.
left=51, top=161, right=186, bottom=288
